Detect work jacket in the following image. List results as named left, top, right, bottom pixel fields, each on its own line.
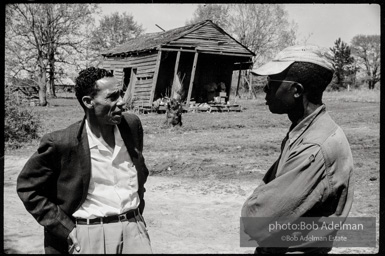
left=242, top=105, right=354, bottom=254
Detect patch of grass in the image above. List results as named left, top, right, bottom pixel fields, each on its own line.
left=324, top=88, right=380, bottom=103
left=11, top=93, right=379, bottom=182
left=7, top=90, right=379, bottom=194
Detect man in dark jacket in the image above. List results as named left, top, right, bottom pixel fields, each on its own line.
left=17, top=67, right=152, bottom=254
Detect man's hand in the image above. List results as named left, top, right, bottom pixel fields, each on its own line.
left=67, top=228, right=81, bottom=253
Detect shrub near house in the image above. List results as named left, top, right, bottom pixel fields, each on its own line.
left=5, top=92, right=41, bottom=149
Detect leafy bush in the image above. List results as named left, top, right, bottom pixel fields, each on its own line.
left=5, top=92, right=41, bottom=149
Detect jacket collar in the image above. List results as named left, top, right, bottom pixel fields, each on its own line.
left=75, top=115, right=91, bottom=206
left=117, top=116, right=139, bottom=159
left=77, top=115, right=87, bottom=141
left=287, top=105, right=326, bottom=146
left=75, top=114, right=139, bottom=160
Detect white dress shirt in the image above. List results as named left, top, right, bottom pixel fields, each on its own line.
left=72, top=120, right=140, bottom=219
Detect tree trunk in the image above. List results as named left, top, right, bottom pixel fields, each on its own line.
left=368, top=80, right=374, bottom=90
left=39, top=88, right=47, bottom=106
left=52, top=82, right=56, bottom=97
left=47, top=82, right=53, bottom=96
left=48, top=51, right=57, bottom=98
left=48, top=79, right=56, bottom=98
left=38, top=71, right=48, bottom=106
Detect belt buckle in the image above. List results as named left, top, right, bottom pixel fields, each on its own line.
left=118, top=213, right=127, bottom=222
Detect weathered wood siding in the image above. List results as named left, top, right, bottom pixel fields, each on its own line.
left=102, top=52, right=158, bottom=107
left=165, top=23, right=252, bottom=56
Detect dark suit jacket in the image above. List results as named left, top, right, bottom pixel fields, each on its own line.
left=17, top=112, right=149, bottom=254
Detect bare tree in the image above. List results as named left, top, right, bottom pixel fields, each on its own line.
left=6, top=4, right=49, bottom=105
left=90, top=12, right=144, bottom=53
left=186, top=4, right=230, bottom=28
left=350, top=35, right=380, bottom=89
left=5, top=4, right=98, bottom=105
left=186, top=4, right=297, bottom=67
left=227, top=4, right=297, bottom=67
left=44, top=4, right=99, bottom=97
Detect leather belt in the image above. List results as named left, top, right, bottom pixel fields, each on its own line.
left=75, top=208, right=139, bottom=225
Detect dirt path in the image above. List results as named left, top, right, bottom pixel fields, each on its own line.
left=145, top=176, right=258, bottom=254
left=4, top=155, right=257, bottom=254
left=4, top=156, right=377, bottom=254
left=4, top=156, right=43, bottom=254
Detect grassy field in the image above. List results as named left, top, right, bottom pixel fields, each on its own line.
left=4, top=88, right=380, bottom=253
left=9, top=89, right=380, bottom=182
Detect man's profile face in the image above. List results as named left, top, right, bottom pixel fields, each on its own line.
left=91, top=76, right=125, bottom=126
left=264, top=74, right=297, bottom=114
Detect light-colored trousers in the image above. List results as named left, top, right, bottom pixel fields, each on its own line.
left=70, top=213, right=152, bottom=254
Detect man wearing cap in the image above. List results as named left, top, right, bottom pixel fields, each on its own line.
left=241, top=45, right=354, bottom=254
left=17, top=67, right=152, bottom=254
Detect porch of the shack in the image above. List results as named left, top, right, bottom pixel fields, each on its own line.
left=153, top=49, right=253, bottom=112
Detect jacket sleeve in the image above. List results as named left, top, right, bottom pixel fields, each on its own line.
left=241, top=144, right=329, bottom=244
left=132, top=114, right=149, bottom=214
left=137, top=114, right=144, bottom=152
left=16, top=133, right=75, bottom=240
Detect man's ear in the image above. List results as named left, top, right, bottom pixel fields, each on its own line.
left=293, top=83, right=304, bottom=98
left=82, top=96, right=94, bottom=109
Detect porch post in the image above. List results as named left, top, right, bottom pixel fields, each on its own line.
left=186, top=52, right=199, bottom=106
left=236, top=63, right=242, bottom=97
left=149, top=50, right=162, bottom=104
left=171, top=50, right=181, bottom=98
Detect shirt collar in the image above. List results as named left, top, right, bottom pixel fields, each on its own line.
left=287, top=105, right=326, bottom=145
left=114, top=124, right=123, bottom=146
left=85, top=120, right=98, bottom=149
left=85, top=120, right=122, bottom=150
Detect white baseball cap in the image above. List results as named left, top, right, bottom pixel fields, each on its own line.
left=251, top=45, right=335, bottom=76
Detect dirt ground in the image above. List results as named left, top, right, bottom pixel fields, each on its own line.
left=3, top=93, right=380, bottom=254
left=4, top=156, right=258, bottom=254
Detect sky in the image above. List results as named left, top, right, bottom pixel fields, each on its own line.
left=97, top=3, right=381, bottom=49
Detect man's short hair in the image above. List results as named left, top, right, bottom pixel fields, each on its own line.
left=285, top=62, right=334, bottom=104
left=75, top=67, right=113, bottom=109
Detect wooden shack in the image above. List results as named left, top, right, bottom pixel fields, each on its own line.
left=101, top=20, right=254, bottom=110
left=54, top=77, right=75, bottom=92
